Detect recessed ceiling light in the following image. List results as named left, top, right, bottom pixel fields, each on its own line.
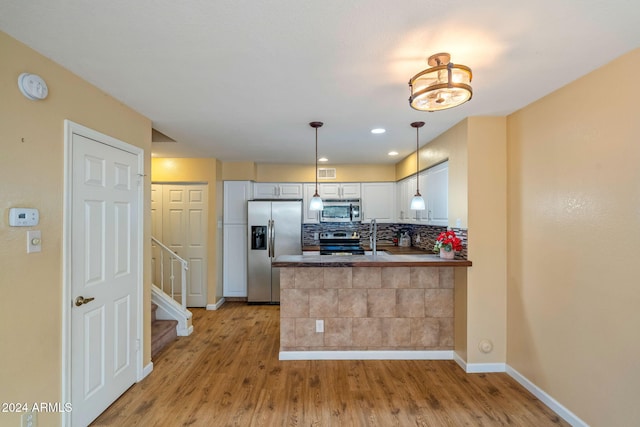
left=318, top=157, right=328, bottom=162
left=371, top=128, right=386, bottom=134
left=388, top=151, right=399, bottom=156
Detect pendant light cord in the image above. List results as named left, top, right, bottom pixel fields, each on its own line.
left=315, top=127, right=319, bottom=194
left=416, top=126, right=419, bottom=194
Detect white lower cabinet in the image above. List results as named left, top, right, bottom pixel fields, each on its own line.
left=223, top=224, right=247, bottom=297
left=361, top=182, right=396, bottom=223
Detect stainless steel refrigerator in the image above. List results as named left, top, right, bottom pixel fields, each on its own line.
left=247, top=200, right=302, bottom=303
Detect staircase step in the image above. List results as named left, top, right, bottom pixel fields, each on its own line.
left=151, top=319, right=178, bottom=358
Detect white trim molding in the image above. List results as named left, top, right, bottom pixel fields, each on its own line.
left=453, top=352, right=506, bottom=373
left=61, top=120, right=145, bottom=426
left=207, top=298, right=226, bottom=310
left=279, top=350, right=454, bottom=361
left=506, top=366, right=588, bottom=427
left=141, top=362, right=154, bottom=381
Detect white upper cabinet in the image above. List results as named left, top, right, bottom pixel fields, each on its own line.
left=396, top=175, right=419, bottom=223
left=223, top=180, right=253, bottom=224
left=396, top=161, right=449, bottom=226
left=253, top=182, right=303, bottom=199
left=319, top=183, right=360, bottom=199
left=424, top=161, right=448, bottom=226
left=302, top=183, right=320, bottom=224
left=361, top=182, right=395, bottom=223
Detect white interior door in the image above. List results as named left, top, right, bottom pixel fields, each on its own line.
left=157, top=184, right=208, bottom=307
left=151, top=184, right=163, bottom=288
left=70, top=133, right=140, bottom=426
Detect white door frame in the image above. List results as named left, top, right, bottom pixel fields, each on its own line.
left=61, top=120, right=145, bottom=426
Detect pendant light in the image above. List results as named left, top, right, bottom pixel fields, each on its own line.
left=409, top=52, right=472, bottom=112
left=410, top=121, right=426, bottom=210
left=309, top=121, right=324, bottom=211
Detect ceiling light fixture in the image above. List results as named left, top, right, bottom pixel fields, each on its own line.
left=371, top=128, right=386, bottom=134
left=318, top=157, right=328, bottom=162
left=410, top=121, right=426, bottom=210
left=388, top=151, right=399, bottom=156
left=408, top=52, right=472, bottom=111
left=309, top=121, right=324, bottom=211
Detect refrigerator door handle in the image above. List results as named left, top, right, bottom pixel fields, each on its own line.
left=270, top=219, right=276, bottom=258
left=267, top=219, right=273, bottom=258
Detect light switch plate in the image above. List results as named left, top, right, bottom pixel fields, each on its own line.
left=27, top=230, right=42, bottom=253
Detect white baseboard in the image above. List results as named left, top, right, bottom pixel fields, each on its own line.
left=452, top=352, right=506, bottom=373
left=279, top=350, right=454, bottom=361
left=453, top=351, right=467, bottom=371
left=506, top=365, right=587, bottom=427
left=207, top=298, right=225, bottom=310
left=140, top=362, right=153, bottom=381
left=178, top=325, right=194, bottom=337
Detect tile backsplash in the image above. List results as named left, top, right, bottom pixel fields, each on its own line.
left=303, top=223, right=468, bottom=259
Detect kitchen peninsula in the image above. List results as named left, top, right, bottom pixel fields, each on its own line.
left=273, top=253, right=471, bottom=359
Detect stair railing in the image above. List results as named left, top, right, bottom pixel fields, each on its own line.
left=151, top=236, right=189, bottom=310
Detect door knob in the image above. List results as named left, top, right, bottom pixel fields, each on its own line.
left=75, top=296, right=95, bottom=306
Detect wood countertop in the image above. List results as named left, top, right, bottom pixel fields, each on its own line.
left=273, top=253, right=471, bottom=267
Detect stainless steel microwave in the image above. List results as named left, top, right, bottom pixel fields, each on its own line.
left=320, top=200, right=361, bottom=223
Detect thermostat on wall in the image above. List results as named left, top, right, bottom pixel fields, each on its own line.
left=9, top=208, right=39, bottom=226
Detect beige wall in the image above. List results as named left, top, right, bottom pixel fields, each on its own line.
left=151, top=158, right=223, bottom=304
left=507, top=49, right=640, bottom=425
left=466, top=117, right=508, bottom=364
left=0, top=31, right=152, bottom=426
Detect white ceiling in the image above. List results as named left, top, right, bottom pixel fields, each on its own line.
left=2, top=1, right=640, bottom=164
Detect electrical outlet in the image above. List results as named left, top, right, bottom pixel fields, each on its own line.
left=316, top=319, right=324, bottom=333
left=21, top=411, right=37, bottom=427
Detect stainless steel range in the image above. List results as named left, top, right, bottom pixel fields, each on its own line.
left=319, top=231, right=364, bottom=255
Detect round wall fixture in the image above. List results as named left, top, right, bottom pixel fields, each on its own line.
left=478, top=339, right=494, bottom=353
left=18, top=73, right=48, bottom=100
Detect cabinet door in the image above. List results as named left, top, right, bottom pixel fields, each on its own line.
left=396, top=176, right=418, bottom=223
left=341, top=183, right=361, bottom=199
left=223, top=224, right=248, bottom=297
left=303, top=183, right=320, bottom=224
left=278, top=183, right=303, bottom=199
left=361, top=182, right=395, bottom=223
left=224, top=181, right=252, bottom=224
left=319, top=183, right=340, bottom=199
left=426, top=162, right=448, bottom=226
left=253, top=183, right=278, bottom=199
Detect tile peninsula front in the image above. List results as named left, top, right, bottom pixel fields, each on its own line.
left=273, top=255, right=471, bottom=357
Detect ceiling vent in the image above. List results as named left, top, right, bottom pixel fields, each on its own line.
left=317, top=168, right=336, bottom=180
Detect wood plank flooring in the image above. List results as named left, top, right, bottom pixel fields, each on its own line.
left=92, top=302, right=568, bottom=426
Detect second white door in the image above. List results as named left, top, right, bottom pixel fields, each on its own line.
left=152, top=184, right=208, bottom=307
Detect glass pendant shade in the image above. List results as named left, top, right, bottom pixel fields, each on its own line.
left=409, top=53, right=472, bottom=112
left=309, top=192, right=324, bottom=211
left=410, top=193, right=425, bottom=210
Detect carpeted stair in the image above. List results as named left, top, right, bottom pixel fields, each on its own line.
left=151, top=303, right=178, bottom=358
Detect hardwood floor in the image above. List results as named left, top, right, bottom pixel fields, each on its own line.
left=92, top=302, right=568, bottom=426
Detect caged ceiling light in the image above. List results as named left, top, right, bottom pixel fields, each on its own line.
left=410, top=121, right=426, bottom=210
left=408, top=52, right=472, bottom=112
left=309, top=121, right=324, bottom=211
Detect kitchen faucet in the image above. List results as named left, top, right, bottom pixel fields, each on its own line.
left=369, top=218, right=377, bottom=257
